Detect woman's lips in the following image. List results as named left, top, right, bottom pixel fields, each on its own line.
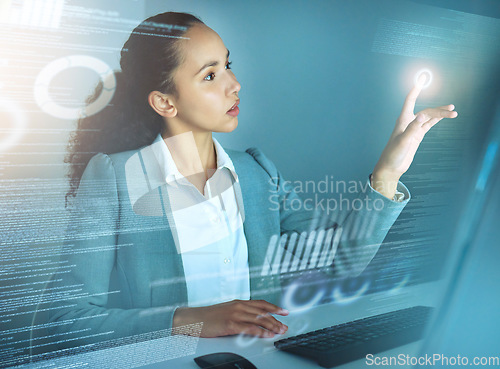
left=227, top=100, right=240, bottom=117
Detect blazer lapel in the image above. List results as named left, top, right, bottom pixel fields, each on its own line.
left=228, top=150, right=282, bottom=304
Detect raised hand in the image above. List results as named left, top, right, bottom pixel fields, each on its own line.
left=172, top=299, right=289, bottom=338
left=371, top=75, right=458, bottom=199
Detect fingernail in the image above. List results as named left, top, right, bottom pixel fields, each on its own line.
left=417, top=73, right=427, bottom=86
left=279, top=308, right=289, bottom=315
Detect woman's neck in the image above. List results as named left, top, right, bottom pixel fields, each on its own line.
left=161, top=130, right=217, bottom=193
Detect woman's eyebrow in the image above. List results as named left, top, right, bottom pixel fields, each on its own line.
left=195, top=49, right=230, bottom=76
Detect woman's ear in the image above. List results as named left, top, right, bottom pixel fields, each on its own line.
left=148, top=91, right=177, bottom=118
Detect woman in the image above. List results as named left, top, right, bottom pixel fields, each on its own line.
left=50, top=11, right=457, bottom=346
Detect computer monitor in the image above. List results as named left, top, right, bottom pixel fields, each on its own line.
left=415, top=99, right=500, bottom=367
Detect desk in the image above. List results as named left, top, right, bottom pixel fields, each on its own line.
left=142, top=281, right=444, bottom=369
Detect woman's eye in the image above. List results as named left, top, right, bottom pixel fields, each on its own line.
left=204, top=62, right=232, bottom=81
left=204, top=72, right=215, bottom=81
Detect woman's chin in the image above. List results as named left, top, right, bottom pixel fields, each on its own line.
left=218, top=118, right=238, bottom=133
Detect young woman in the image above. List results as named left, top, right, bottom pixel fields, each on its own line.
left=50, top=12, right=457, bottom=346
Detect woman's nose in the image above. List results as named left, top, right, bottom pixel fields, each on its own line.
left=228, top=73, right=241, bottom=95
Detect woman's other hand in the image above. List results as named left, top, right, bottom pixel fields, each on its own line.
left=371, top=75, right=458, bottom=199
left=172, top=299, right=289, bottom=338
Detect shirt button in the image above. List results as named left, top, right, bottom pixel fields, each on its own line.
left=224, top=258, right=231, bottom=264
left=210, top=215, right=220, bottom=223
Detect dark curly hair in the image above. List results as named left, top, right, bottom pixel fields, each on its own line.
left=65, top=12, right=204, bottom=205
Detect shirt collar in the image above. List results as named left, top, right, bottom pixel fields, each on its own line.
left=152, top=133, right=238, bottom=185
left=212, top=136, right=238, bottom=181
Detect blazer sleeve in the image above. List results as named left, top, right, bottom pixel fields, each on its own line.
left=245, top=147, right=410, bottom=278
left=47, top=153, right=180, bottom=348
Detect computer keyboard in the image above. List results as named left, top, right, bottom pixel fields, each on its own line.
left=274, top=305, right=433, bottom=368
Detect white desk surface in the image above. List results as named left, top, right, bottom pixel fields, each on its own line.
left=142, top=281, right=444, bottom=369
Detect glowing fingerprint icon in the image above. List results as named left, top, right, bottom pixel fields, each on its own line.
left=0, top=97, right=26, bottom=152
left=414, top=68, right=433, bottom=89
left=33, top=55, right=116, bottom=120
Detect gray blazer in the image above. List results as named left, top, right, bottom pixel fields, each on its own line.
left=48, top=145, right=409, bottom=346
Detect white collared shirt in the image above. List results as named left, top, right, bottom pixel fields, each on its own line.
left=151, top=134, right=250, bottom=307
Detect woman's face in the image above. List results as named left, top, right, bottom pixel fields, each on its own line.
left=169, top=24, right=241, bottom=134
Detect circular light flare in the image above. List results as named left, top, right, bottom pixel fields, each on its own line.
left=331, top=280, right=370, bottom=305
left=33, top=55, right=116, bottom=120
left=414, top=68, right=433, bottom=89
left=387, top=274, right=410, bottom=295
left=281, top=282, right=326, bottom=313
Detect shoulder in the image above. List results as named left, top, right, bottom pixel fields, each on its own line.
left=107, top=147, right=143, bottom=167
left=82, top=152, right=116, bottom=180
left=82, top=147, right=144, bottom=184
left=225, top=147, right=279, bottom=181
left=89, top=145, right=149, bottom=170
left=96, top=144, right=281, bottom=182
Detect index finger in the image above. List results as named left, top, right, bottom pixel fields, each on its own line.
left=248, top=300, right=289, bottom=315
left=401, top=73, right=427, bottom=116
left=401, top=74, right=426, bottom=117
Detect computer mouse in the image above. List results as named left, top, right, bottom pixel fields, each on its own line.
left=194, top=352, right=257, bottom=369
